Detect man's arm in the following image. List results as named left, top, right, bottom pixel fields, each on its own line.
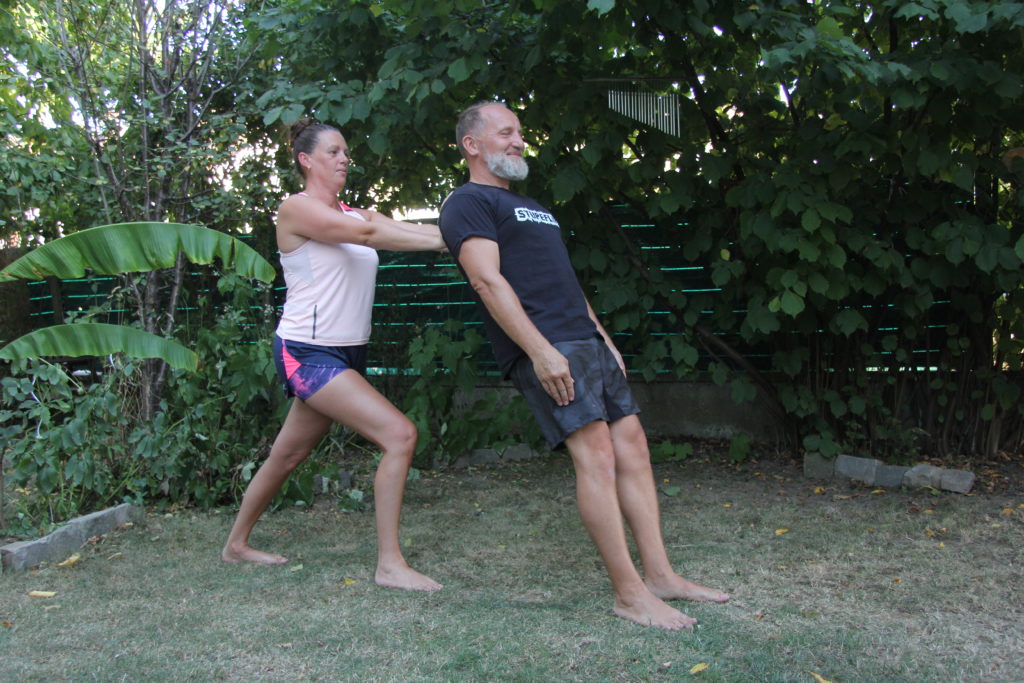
left=458, top=236, right=575, bottom=406
left=586, top=300, right=627, bottom=375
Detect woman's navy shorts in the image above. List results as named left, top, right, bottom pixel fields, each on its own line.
left=273, top=335, right=368, bottom=401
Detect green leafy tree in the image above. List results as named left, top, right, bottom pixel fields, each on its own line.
left=242, top=0, right=1024, bottom=459
left=1, top=0, right=268, bottom=417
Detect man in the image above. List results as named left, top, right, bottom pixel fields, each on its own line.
left=438, top=101, right=730, bottom=630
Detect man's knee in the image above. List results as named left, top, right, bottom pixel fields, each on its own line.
left=567, top=423, right=618, bottom=479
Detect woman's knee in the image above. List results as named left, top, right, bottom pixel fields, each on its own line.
left=380, top=418, right=417, bottom=458
left=268, top=444, right=313, bottom=473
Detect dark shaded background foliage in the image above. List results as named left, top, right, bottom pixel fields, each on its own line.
left=3, top=0, right=1024, bottom=527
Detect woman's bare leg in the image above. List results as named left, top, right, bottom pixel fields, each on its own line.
left=222, top=398, right=332, bottom=563
left=304, top=371, right=441, bottom=591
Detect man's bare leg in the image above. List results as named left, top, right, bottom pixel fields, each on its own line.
left=305, top=372, right=442, bottom=591
left=609, top=415, right=730, bottom=603
left=222, top=399, right=332, bottom=564
left=565, top=421, right=696, bottom=629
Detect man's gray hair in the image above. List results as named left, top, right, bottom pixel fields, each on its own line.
left=455, top=100, right=508, bottom=158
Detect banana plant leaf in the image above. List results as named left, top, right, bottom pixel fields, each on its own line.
left=0, top=323, right=198, bottom=371
left=0, top=222, right=275, bottom=283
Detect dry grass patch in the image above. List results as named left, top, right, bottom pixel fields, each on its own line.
left=1, top=454, right=1021, bottom=681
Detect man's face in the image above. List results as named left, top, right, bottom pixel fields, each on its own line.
left=474, top=106, right=528, bottom=182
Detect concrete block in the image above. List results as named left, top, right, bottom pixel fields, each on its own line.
left=874, top=464, right=910, bottom=488
left=453, top=443, right=543, bottom=468
left=803, top=452, right=835, bottom=480
left=939, top=468, right=975, bottom=494
left=501, top=443, right=539, bottom=461
left=453, top=448, right=501, bottom=468
left=1, top=503, right=142, bottom=572
left=835, top=454, right=879, bottom=484
left=903, top=464, right=944, bottom=489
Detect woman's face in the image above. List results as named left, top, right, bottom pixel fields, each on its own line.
left=301, top=129, right=350, bottom=188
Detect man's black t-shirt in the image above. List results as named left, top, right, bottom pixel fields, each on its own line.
left=439, top=182, right=598, bottom=376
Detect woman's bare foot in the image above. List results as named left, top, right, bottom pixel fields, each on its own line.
left=645, top=574, right=730, bottom=603
left=614, top=588, right=697, bottom=630
left=221, top=543, right=287, bottom=564
left=375, top=563, right=443, bottom=591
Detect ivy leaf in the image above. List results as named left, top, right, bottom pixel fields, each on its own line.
left=833, top=308, right=867, bottom=336
left=552, top=165, right=586, bottom=202
left=801, top=208, right=821, bottom=232
left=815, top=16, right=843, bottom=40
left=447, top=57, right=471, bottom=83
left=946, top=3, right=989, bottom=33
left=780, top=291, right=805, bottom=316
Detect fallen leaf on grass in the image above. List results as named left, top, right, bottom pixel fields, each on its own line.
left=871, top=489, right=886, bottom=494
left=107, top=552, right=123, bottom=561
left=1001, top=508, right=1014, bottom=516
left=689, top=662, right=708, bottom=674
left=277, top=643, right=293, bottom=649
left=808, top=673, right=833, bottom=683
left=56, top=553, right=81, bottom=568
left=775, top=528, right=790, bottom=536
left=753, top=610, right=767, bottom=621
left=2, top=620, right=12, bottom=628
left=813, top=487, right=825, bottom=495
left=722, top=503, right=732, bottom=508
left=288, top=563, right=304, bottom=573
left=28, top=591, right=56, bottom=598
left=343, top=577, right=356, bottom=586
left=662, top=486, right=681, bottom=497
left=892, top=577, right=901, bottom=583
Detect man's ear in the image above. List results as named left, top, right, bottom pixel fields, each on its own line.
left=461, top=135, right=478, bottom=157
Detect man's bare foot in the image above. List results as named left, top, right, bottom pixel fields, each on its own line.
left=614, top=589, right=697, bottom=630
left=375, top=564, right=443, bottom=591
left=221, top=543, right=287, bottom=564
left=645, top=574, right=730, bottom=603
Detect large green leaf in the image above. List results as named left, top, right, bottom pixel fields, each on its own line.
left=0, top=323, right=198, bottom=371
left=0, top=222, right=275, bottom=283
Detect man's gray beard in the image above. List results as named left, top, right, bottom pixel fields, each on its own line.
left=485, top=151, right=529, bottom=181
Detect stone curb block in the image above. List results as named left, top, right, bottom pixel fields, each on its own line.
left=875, top=464, right=910, bottom=488
left=803, top=454, right=974, bottom=493
left=452, top=443, right=542, bottom=468
left=835, top=455, right=878, bottom=484
left=803, top=452, right=835, bottom=480
left=903, top=464, right=944, bottom=489
left=1, top=503, right=143, bottom=573
left=940, top=469, right=975, bottom=494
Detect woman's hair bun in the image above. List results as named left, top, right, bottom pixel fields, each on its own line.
left=289, top=117, right=318, bottom=147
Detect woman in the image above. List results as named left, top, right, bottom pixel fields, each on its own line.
left=221, top=118, right=443, bottom=591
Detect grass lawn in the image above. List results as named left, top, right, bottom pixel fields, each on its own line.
left=2, top=452, right=1022, bottom=682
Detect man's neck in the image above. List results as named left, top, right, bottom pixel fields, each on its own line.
left=467, top=165, right=511, bottom=190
